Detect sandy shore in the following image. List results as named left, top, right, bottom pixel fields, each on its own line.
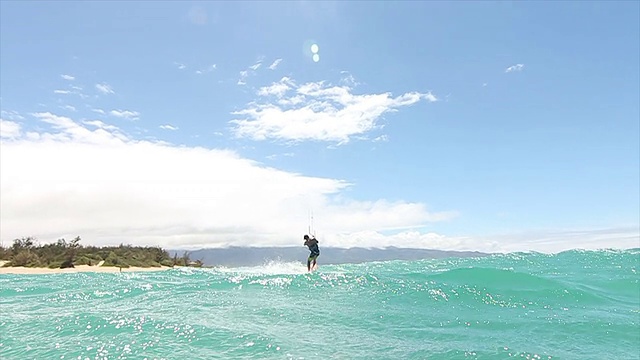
left=0, top=260, right=173, bottom=275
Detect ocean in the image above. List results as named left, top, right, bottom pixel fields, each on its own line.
left=1, top=249, right=638, bottom=360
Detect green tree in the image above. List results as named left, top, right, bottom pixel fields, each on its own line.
left=11, top=237, right=36, bottom=253
left=3, top=236, right=174, bottom=269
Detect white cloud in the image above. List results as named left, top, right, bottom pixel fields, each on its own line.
left=470, top=227, right=640, bottom=254
left=1, top=110, right=25, bottom=121
left=339, top=71, right=360, bottom=87
left=326, top=230, right=469, bottom=250
left=160, top=124, right=179, bottom=131
left=257, top=77, right=295, bottom=97
left=237, top=58, right=265, bottom=85
left=237, top=70, right=249, bottom=85
left=268, top=59, right=282, bottom=70
left=60, top=105, right=76, bottom=112
left=95, top=83, right=115, bottom=94
left=28, top=112, right=128, bottom=144
left=92, top=108, right=106, bottom=115
left=82, top=120, right=120, bottom=132
left=230, top=76, right=438, bottom=143
left=175, top=62, right=187, bottom=70
left=195, top=64, right=216, bottom=74
left=266, top=152, right=295, bottom=160
left=505, top=64, right=525, bottom=73
left=0, top=113, right=456, bottom=249
left=67, top=85, right=90, bottom=99
left=55, top=85, right=89, bottom=98
left=320, top=226, right=640, bottom=253
left=110, top=109, right=140, bottom=121
left=0, top=119, right=21, bottom=139
left=61, top=74, right=75, bottom=81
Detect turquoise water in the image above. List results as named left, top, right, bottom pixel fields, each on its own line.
left=1, top=249, right=638, bottom=360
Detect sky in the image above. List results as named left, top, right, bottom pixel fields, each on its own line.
left=1, top=1, right=638, bottom=253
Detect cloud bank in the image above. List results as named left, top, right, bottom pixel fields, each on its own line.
left=0, top=113, right=454, bottom=250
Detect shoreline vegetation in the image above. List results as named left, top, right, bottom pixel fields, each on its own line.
left=0, top=236, right=202, bottom=275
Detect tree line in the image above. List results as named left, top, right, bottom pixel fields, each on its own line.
left=0, top=236, right=202, bottom=269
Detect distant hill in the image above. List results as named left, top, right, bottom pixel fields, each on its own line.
left=168, top=246, right=491, bottom=267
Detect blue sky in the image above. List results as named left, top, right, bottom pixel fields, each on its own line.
left=1, top=1, right=638, bottom=252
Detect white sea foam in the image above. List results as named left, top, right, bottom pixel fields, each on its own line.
left=215, top=260, right=309, bottom=275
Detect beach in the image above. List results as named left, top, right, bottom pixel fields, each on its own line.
left=0, top=260, right=173, bottom=275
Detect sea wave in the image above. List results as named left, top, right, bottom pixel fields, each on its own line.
left=1, top=249, right=638, bottom=360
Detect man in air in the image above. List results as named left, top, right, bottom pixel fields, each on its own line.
left=303, top=234, right=320, bottom=272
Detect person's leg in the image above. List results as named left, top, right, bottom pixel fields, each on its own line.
left=307, top=256, right=312, bottom=271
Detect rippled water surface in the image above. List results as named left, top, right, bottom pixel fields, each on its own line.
left=1, top=249, right=638, bottom=359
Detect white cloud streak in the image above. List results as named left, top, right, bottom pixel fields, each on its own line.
left=195, top=64, right=217, bottom=74
left=268, top=59, right=282, bottom=70
left=231, top=76, right=438, bottom=143
left=110, top=109, right=140, bottom=121
left=1, top=110, right=25, bottom=121
left=160, top=124, right=179, bottom=131
left=55, top=85, right=88, bottom=99
left=266, top=152, right=294, bottom=160
left=96, top=83, right=115, bottom=94
left=237, top=58, right=265, bottom=85
left=82, top=120, right=120, bottom=132
left=61, top=74, right=75, bottom=81
left=237, top=70, right=249, bottom=85
left=373, top=135, right=389, bottom=142
left=505, top=64, right=525, bottom=73
left=0, top=113, right=457, bottom=249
